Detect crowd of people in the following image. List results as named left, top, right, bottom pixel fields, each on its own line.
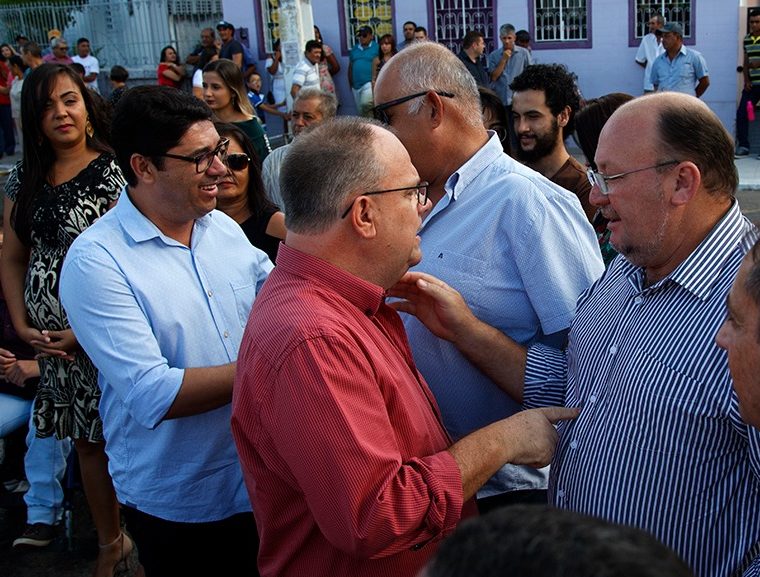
left=0, top=12, right=757, bottom=577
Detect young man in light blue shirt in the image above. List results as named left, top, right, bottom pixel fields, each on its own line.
left=60, top=86, right=272, bottom=576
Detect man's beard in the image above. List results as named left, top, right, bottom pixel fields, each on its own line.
left=516, top=118, right=560, bottom=164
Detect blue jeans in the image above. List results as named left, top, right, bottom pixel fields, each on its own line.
left=0, top=392, right=31, bottom=437
left=23, top=410, right=70, bottom=525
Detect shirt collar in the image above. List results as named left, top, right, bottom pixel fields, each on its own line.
left=624, top=200, right=751, bottom=299
left=275, top=243, right=386, bottom=316
left=436, top=131, right=502, bottom=206
left=116, top=186, right=212, bottom=247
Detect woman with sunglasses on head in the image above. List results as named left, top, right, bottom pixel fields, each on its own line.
left=0, top=63, right=133, bottom=577
left=203, top=59, right=270, bottom=165
left=214, top=122, right=285, bottom=262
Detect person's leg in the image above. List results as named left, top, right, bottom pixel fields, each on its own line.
left=74, top=438, right=129, bottom=577
left=122, top=507, right=258, bottom=577
left=358, top=82, right=374, bottom=118
left=12, top=405, right=70, bottom=547
left=0, top=393, right=31, bottom=438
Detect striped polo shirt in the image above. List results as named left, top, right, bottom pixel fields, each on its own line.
left=746, top=34, right=760, bottom=86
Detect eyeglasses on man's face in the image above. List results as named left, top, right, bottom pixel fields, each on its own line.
left=340, top=181, right=429, bottom=219
left=372, top=91, right=455, bottom=125
left=586, top=160, right=679, bottom=195
left=159, top=138, right=230, bottom=173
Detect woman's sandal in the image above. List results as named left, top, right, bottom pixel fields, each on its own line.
left=98, top=532, right=139, bottom=577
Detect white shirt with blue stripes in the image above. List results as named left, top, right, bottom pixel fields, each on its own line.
left=525, top=200, right=760, bottom=577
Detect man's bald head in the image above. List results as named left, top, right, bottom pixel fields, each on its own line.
left=604, top=93, right=736, bottom=197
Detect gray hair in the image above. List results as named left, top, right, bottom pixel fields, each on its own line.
left=294, top=88, right=338, bottom=121
left=499, top=24, right=516, bottom=37
left=281, top=117, right=385, bottom=234
left=50, top=36, right=67, bottom=49
left=652, top=14, right=665, bottom=25
left=379, top=42, right=482, bottom=128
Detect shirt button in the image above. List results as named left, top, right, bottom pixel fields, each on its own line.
left=223, top=330, right=229, bottom=338
left=207, top=289, right=214, bottom=297
left=570, top=440, right=578, bottom=450
left=609, top=344, right=618, bottom=355
left=557, top=489, right=565, bottom=499
left=634, top=296, right=643, bottom=305
left=588, top=395, right=597, bottom=404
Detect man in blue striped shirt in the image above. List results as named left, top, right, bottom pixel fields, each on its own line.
left=392, top=92, right=760, bottom=577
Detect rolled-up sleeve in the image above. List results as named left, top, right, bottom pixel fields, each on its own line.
left=523, top=343, right=568, bottom=409
left=61, top=248, right=183, bottom=429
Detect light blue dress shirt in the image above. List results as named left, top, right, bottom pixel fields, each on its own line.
left=487, top=44, right=532, bottom=106
left=402, top=133, right=604, bottom=498
left=60, top=190, right=273, bottom=522
left=650, top=45, right=708, bottom=96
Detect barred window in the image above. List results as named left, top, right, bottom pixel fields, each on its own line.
left=260, top=0, right=280, bottom=53
left=433, top=0, right=495, bottom=54
left=533, top=0, right=588, bottom=43
left=633, top=0, right=692, bottom=39
left=344, top=0, right=393, bottom=49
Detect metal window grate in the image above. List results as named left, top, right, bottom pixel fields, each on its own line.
left=534, top=0, right=588, bottom=42
left=433, top=0, right=494, bottom=54
left=344, top=0, right=393, bottom=49
left=633, top=0, right=691, bottom=39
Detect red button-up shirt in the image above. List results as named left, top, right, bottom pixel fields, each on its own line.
left=232, top=244, right=474, bottom=577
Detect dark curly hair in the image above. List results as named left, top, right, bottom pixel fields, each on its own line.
left=510, top=63, right=582, bottom=138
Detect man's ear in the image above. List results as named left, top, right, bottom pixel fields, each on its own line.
left=347, top=196, right=378, bottom=239
left=557, top=105, right=571, bottom=128
left=130, top=154, right=156, bottom=184
left=425, top=90, right=445, bottom=129
left=669, top=161, right=701, bottom=206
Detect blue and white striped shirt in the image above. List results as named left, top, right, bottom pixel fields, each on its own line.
left=524, top=201, right=760, bottom=577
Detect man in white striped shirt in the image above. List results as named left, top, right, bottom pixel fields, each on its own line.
left=392, top=92, right=760, bottom=577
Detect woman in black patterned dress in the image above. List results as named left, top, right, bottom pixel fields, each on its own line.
left=0, top=64, right=134, bottom=576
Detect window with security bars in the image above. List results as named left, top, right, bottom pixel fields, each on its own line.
left=168, top=0, right=221, bottom=15
left=533, top=0, right=587, bottom=43
left=344, top=0, right=393, bottom=49
left=260, top=0, right=281, bottom=53
left=433, top=0, right=495, bottom=55
left=633, top=0, right=692, bottom=39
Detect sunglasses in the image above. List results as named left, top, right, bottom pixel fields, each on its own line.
left=226, top=153, right=250, bottom=171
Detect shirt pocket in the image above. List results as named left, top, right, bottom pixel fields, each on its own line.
left=420, top=250, right=487, bottom=310
left=619, top=348, right=705, bottom=456
left=230, top=281, right=256, bottom=328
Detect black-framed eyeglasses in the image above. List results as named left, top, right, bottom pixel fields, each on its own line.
left=158, top=138, right=230, bottom=173
left=340, top=181, right=429, bottom=219
left=372, top=91, right=455, bottom=125
left=225, top=153, right=250, bottom=171
left=587, top=160, right=680, bottom=195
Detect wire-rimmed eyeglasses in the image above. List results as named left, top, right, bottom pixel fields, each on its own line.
left=372, top=91, right=455, bottom=125
left=586, top=160, right=680, bottom=195
left=340, top=182, right=429, bottom=219
left=158, top=138, right=230, bottom=173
